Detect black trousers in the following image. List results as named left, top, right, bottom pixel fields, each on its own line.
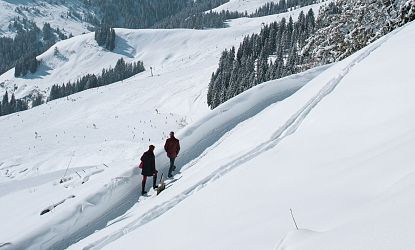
left=168, top=157, right=176, bottom=175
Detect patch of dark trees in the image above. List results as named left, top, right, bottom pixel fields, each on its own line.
left=94, top=25, right=116, bottom=51
left=0, top=91, right=29, bottom=117
left=207, top=9, right=316, bottom=108
left=48, top=58, right=145, bottom=101
left=0, top=18, right=67, bottom=76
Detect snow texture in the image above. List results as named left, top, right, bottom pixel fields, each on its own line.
left=1, top=2, right=414, bottom=250
left=0, top=0, right=92, bottom=38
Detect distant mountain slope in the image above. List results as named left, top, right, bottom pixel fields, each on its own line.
left=211, top=0, right=282, bottom=14
left=0, top=0, right=93, bottom=37
left=0, top=3, right=324, bottom=102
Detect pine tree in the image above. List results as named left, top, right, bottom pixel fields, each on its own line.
left=2, top=91, right=9, bottom=115
left=15, top=99, right=27, bottom=112
left=9, top=93, right=16, bottom=112
left=109, top=28, right=116, bottom=51
left=32, top=95, right=43, bottom=107
left=114, top=58, right=126, bottom=79
left=29, top=54, right=39, bottom=74
left=306, top=8, right=315, bottom=35
left=286, top=41, right=298, bottom=75
left=14, top=62, right=22, bottom=77
left=226, top=60, right=240, bottom=100
left=207, top=72, right=215, bottom=107
left=42, top=23, right=54, bottom=43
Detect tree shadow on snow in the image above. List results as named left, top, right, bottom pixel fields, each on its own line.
left=19, top=64, right=52, bottom=80
left=113, top=36, right=136, bottom=59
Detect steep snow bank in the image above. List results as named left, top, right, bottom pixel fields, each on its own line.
left=80, top=20, right=415, bottom=250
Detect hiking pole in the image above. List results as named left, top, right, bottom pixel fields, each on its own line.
left=290, top=208, right=299, bottom=230
left=60, top=151, right=75, bottom=183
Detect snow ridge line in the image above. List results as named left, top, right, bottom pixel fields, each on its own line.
left=80, top=26, right=397, bottom=250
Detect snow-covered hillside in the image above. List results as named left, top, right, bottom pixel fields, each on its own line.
left=0, top=0, right=92, bottom=37
left=0, top=3, right=330, bottom=249
left=210, top=0, right=330, bottom=14
left=0, top=2, right=323, bottom=107
left=1, top=0, right=414, bottom=249
left=73, top=20, right=415, bottom=250
left=211, top=0, right=281, bottom=14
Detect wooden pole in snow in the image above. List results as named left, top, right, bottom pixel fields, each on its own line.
left=60, top=151, right=75, bottom=183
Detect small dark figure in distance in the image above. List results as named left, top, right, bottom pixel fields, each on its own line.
left=140, top=145, right=158, bottom=195
left=164, top=131, right=180, bottom=178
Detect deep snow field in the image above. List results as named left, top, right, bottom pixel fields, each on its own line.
left=1, top=0, right=415, bottom=249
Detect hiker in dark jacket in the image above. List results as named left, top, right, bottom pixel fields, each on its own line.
left=140, top=145, right=158, bottom=195
left=164, top=131, right=180, bottom=178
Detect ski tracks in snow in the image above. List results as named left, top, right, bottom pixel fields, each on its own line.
left=80, top=27, right=396, bottom=250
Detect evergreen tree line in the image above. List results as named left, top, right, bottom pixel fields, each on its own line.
left=152, top=0, right=244, bottom=29
left=152, top=0, right=321, bottom=29
left=83, top=0, right=194, bottom=28
left=303, top=0, right=415, bottom=65
left=48, top=58, right=145, bottom=101
left=207, top=0, right=415, bottom=109
left=0, top=91, right=29, bottom=117
left=0, top=18, right=67, bottom=75
left=249, top=0, right=320, bottom=17
left=83, top=0, right=322, bottom=30
left=94, top=25, right=116, bottom=51
left=154, top=9, right=244, bottom=29
left=207, top=9, right=316, bottom=109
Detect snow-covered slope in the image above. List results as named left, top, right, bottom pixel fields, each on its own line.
left=211, top=0, right=331, bottom=14
left=70, top=20, right=415, bottom=250
left=211, top=0, right=281, bottom=14
left=0, top=0, right=92, bottom=37
left=1, top=1, right=414, bottom=249
left=0, top=3, right=330, bottom=249
left=0, top=2, right=324, bottom=110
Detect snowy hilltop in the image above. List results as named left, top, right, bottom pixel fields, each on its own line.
left=0, top=0, right=415, bottom=249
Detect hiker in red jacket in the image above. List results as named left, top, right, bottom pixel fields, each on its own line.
left=164, top=131, right=180, bottom=178
left=140, top=145, right=158, bottom=195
